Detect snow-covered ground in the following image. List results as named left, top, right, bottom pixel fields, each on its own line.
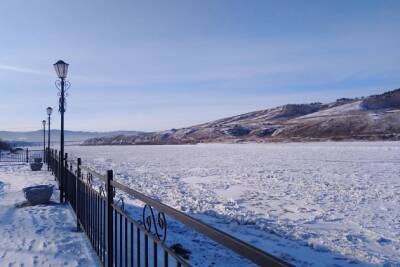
left=0, top=163, right=99, bottom=266
left=65, top=142, right=400, bottom=266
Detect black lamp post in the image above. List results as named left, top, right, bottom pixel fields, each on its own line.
left=54, top=60, right=69, bottom=203
left=42, top=120, right=46, bottom=161
left=46, top=106, right=53, bottom=170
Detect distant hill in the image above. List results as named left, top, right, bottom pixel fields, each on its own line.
left=0, top=130, right=143, bottom=144
left=83, top=88, right=400, bottom=145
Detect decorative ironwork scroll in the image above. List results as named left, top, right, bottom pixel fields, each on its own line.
left=55, top=80, right=71, bottom=92
left=55, top=80, right=71, bottom=112
left=142, top=204, right=167, bottom=243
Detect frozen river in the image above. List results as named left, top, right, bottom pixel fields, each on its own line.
left=66, top=142, right=400, bottom=266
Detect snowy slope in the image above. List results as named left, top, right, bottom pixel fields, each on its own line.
left=84, top=88, right=400, bottom=145
left=275, top=101, right=400, bottom=140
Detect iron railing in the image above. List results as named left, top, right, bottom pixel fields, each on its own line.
left=46, top=148, right=290, bottom=267
left=0, top=149, right=44, bottom=163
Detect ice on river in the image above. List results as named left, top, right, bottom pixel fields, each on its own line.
left=66, top=142, right=400, bottom=266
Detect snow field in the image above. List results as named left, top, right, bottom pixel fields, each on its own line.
left=66, top=142, right=400, bottom=266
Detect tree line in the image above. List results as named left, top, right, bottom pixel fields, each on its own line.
left=0, top=139, right=11, bottom=151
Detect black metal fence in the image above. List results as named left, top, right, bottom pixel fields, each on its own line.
left=0, top=148, right=44, bottom=162
left=46, top=148, right=290, bottom=267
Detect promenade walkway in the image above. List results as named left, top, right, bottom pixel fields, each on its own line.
left=0, top=163, right=99, bottom=266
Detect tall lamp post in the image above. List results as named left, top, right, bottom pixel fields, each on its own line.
left=46, top=107, right=53, bottom=170
left=42, top=120, right=46, bottom=162
left=53, top=60, right=69, bottom=203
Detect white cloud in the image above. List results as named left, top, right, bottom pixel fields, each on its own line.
left=0, top=64, right=51, bottom=76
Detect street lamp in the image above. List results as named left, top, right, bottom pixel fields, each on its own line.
left=46, top=107, right=53, bottom=170
left=54, top=60, right=70, bottom=203
left=42, top=120, right=46, bottom=162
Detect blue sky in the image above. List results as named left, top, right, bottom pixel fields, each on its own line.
left=0, top=0, right=399, bottom=131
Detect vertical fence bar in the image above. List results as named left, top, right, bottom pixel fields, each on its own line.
left=56, top=150, right=59, bottom=182
left=59, top=151, right=61, bottom=193
left=164, top=251, right=168, bottom=267
left=96, top=193, right=99, bottom=255
left=64, top=153, right=68, bottom=203
left=88, top=185, right=93, bottom=245
left=69, top=164, right=74, bottom=208
left=137, top=228, right=141, bottom=267
left=92, top=187, right=95, bottom=245
left=95, top=193, right=98, bottom=251
left=92, top=189, right=95, bottom=246
left=101, top=200, right=106, bottom=263
left=125, top=217, right=128, bottom=267
left=131, top=223, right=134, bottom=267
left=115, top=211, right=117, bottom=267
left=47, top=148, right=49, bottom=171
left=85, top=183, right=88, bottom=234
left=91, top=188, right=94, bottom=245
left=99, top=195, right=103, bottom=262
left=50, top=149, right=52, bottom=172
left=57, top=150, right=60, bottom=180
left=120, top=213, right=123, bottom=267
left=52, top=149, right=54, bottom=171
left=59, top=151, right=63, bottom=203
left=89, top=187, right=92, bottom=244
left=106, top=170, right=114, bottom=267
left=56, top=151, right=58, bottom=179
left=154, top=242, right=158, bottom=267
left=76, top=158, right=81, bottom=231
left=83, top=183, right=86, bottom=231
left=26, top=148, right=28, bottom=163
left=145, top=234, right=149, bottom=267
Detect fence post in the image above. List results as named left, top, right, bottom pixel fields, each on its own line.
left=26, top=148, right=29, bottom=163
left=106, top=170, right=114, bottom=267
left=47, top=148, right=50, bottom=171
left=55, top=149, right=58, bottom=179
left=76, top=158, right=81, bottom=231
left=59, top=151, right=63, bottom=203
left=52, top=149, right=55, bottom=175
left=64, top=153, right=68, bottom=202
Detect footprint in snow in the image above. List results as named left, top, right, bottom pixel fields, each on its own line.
left=345, top=234, right=365, bottom=243
left=377, top=237, right=392, bottom=245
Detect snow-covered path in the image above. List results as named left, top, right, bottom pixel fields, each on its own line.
left=0, top=163, right=99, bottom=267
